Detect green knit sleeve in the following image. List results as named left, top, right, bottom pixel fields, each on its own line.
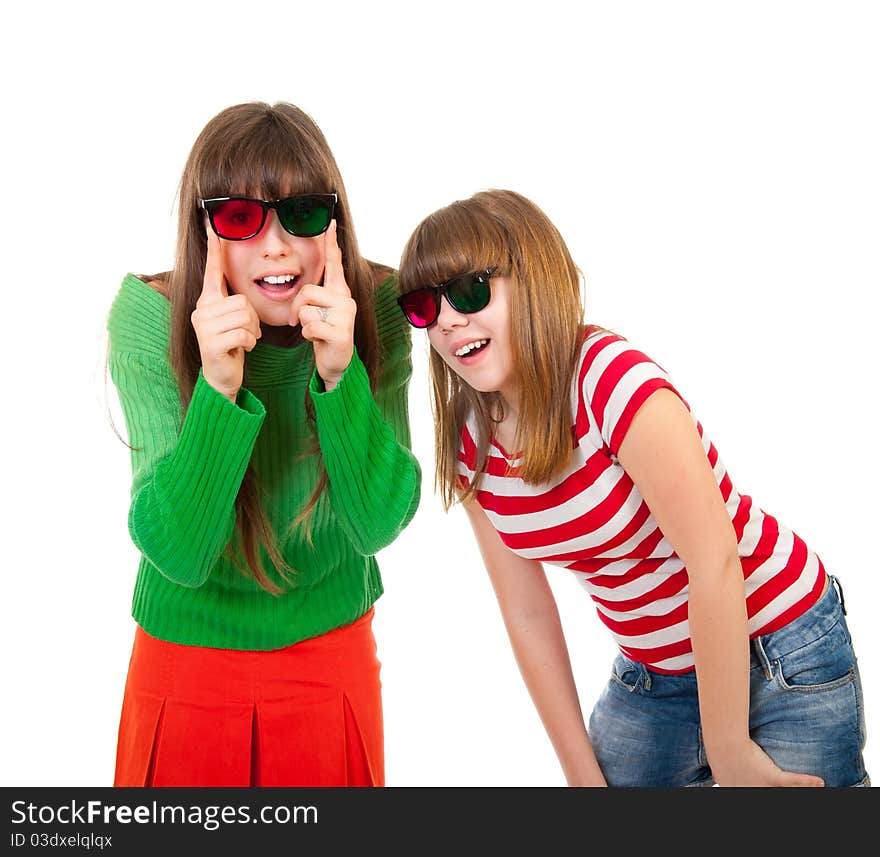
left=308, top=277, right=421, bottom=555
left=110, top=351, right=265, bottom=587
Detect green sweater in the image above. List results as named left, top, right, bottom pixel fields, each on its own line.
left=107, top=272, right=421, bottom=650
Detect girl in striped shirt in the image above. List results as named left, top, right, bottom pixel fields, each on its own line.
left=396, top=189, right=869, bottom=787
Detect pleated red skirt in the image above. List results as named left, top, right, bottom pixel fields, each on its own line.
left=114, top=608, right=383, bottom=787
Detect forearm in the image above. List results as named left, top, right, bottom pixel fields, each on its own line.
left=125, top=370, right=265, bottom=586
left=688, top=557, right=751, bottom=764
left=503, top=605, right=607, bottom=786
left=310, top=349, right=420, bottom=555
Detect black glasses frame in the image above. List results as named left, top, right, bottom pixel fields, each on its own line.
left=199, top=193, right=338, bottom=240
left=397, top=268, right=496, bottom=329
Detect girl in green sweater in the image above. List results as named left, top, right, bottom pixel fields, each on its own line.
left=107, top=102, right=420, bottom=786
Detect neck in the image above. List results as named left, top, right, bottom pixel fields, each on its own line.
left=260, top=323, right=304, bottom=348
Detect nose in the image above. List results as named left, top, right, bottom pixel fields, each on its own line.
left=435, top=293, right=468, bottom=333
left=258, top=211, right=293, bottom=257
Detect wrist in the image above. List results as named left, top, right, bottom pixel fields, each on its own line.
left=214, top=384, right=240, bottom=404
left=560, top=749, right=607, bottom=787
left=317, top=348, right=354, bottom=394
left=199, top=370, right=240, bottom=404
left=704, top=734, right=752, bottom=767
left=316, top=361, right=349, bottom=393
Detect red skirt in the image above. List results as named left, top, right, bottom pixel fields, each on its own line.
left=114, top=608, right=383, bottom=787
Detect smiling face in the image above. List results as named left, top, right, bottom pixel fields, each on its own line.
left=186, top=103, right=342, bottom=337
left=218, top=204, right=326, bottom=330
left=426, top=273, right=517, bottom=404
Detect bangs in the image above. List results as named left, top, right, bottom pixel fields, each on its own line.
left=197, top=113, right=335, bottom=201
left=399, top=199, right=510, bottom=294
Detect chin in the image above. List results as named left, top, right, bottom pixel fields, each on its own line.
left=254, top=314, right=289, bottom=332
left=252, top=299, right=291, bottom=321
left=457, top=374, right=503, bottom=394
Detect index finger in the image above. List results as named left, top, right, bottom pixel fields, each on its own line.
left=322, top=219, right=349, bottom=296
left=202, top=218, right=229, bottom=300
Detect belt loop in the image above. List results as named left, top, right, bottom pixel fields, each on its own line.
left=752, top=635, right=773, bottom=681
left=831, top=575, right=847, bottom=615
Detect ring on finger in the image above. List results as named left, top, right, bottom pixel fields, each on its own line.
left=317, top=306, right=332, bottom=324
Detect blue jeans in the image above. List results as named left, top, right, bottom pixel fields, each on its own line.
left=587, top=576, right=870, bottom=787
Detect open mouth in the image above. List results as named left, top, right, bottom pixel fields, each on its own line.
left=455, top=339, right=491, bottom=363
left=255, top=274, right=301, bottom=300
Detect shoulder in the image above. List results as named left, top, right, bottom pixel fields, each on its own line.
left=142, top=273, right=170, bottom=298
left=368, top=262, right=399, bottom=308
left=580, top=325, right=629, bottom=367
left=577, top=327, right=687, bottom=454
left=107, top=272, right=172, bottom=361
left=370, top=262, right=396, bottom=290
left=367, top=263, right=408, bottom=343
left=577, top=326, right=670, bottom=395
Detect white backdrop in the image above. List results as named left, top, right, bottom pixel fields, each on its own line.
left=2, top=1, right=877, bottom=786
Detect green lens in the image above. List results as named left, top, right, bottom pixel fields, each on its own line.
left=449, top=273, right=491, bottom=313
left=279, top=196, right=332, bottom=237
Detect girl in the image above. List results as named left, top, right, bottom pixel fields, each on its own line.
left=397, top=189, right=869, bottom=787
left=107, top=102, right=420, bottom=786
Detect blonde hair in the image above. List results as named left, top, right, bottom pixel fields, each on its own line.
left=399, top=189, right=597, bottom=509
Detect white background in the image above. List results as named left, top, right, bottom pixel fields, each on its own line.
left=2, top=1, right=877, bottom=786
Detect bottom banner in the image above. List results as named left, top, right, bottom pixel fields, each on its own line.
left=2, top=786, right=873, bottom=849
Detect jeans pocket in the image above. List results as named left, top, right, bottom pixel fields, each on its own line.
left=775, top=619, right=856, bottom=692
left=609, top=654, right=642, bottom=692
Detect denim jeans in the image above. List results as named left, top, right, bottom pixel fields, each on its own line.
left=587, top=575, right=870, bottom=787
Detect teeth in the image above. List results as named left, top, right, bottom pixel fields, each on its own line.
left=263, top=274, right=296, bottom=285
left=455, top=339, right=488, bottom=357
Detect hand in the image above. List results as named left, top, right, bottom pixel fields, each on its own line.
left=289, top=220, right=356, bottom=391
left=710, top=738, right=824, bottom=787
left=191, top=224, right=262, bottom=402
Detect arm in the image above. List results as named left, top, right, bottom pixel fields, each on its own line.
left=617, top=388, right=823, bottom=786
left=110, top=352, right=265, bottom=587
left=308, top=282, right=421, bottom=556
left=291, top=232, right=420, bottom=555
left=463, top=498, right=607, bottom=786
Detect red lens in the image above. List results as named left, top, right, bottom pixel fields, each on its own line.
left=211, top=199, right=265, bottom=239
left=401, top=289, right=439, bottom=327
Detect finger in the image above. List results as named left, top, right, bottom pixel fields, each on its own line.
left=298, top=307, right=335, bottom=342
left=778, top=772, right=825, bottom=787
left=206, top=309, right=262, bottom=339
left=299, top=305, right=336, bottom=331
left=202, top=218, right=229, bottom=301
left=211, top=328, right=259, bottom=355
left=289, top=283, right=332, bottom=326
left=322, top=220, right=349, bottom=296
left=194, top=293, right=256, bottom=331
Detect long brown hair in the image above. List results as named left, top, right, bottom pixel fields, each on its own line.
left=157, top=102, right=381, bottom=593
left=399, top=189, right=596, bottom=509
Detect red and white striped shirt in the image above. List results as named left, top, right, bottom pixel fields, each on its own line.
left=457, top=329, right=827, bottom=673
